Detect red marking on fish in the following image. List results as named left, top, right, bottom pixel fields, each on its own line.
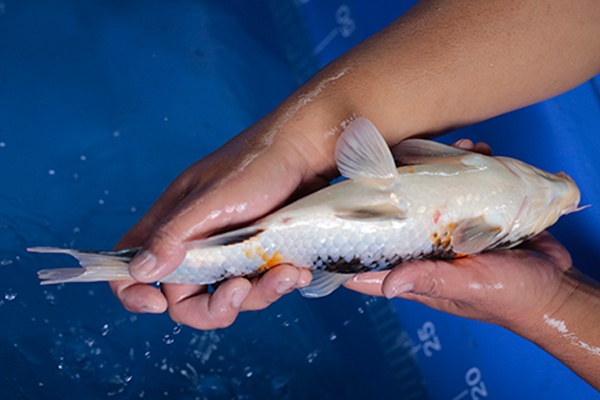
left=433, top=209, right=441, bottom=224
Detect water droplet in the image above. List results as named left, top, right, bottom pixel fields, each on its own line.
left=163, top=117, right=169, bottom=122
left=103, top=189, right=110, bottom=195
left=101, top=323, right=110, bottom=336
left=329, top=332, right=337, bottom=341
left=0, top=259, right=13, bottom=266
left=130, top=207, right=137, bottom=213
left=98, top=199, right=105, bottom=205
left=44, top=291, right=56, bottom=305
left=113, top=130, right=121, bottom=138
left=73, top=227, right=80, bottom=233
left=4, top=289, right=16, bottom=301
left=48, top=169, right=56, bottom=175
left=162, top=334, right=174, bottom=345
left=0, top=142, right=5, bottom=148
left=306, top=350, right=319, bottom=364
left=80, top=155, right=87, bottom=161
left=172, top=324, right=182, bottom=335
left=357, top=307, right=364, bottom=314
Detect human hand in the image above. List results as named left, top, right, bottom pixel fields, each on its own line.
left=109, top=115, right=327, bottom=329
left=344, top=231, right=576, bottom=331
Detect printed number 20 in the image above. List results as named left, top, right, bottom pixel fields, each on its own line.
left=466, top=367, right=488, bottom=399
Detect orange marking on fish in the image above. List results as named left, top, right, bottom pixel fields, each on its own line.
left=445, top=222, right=457, bottom=232
left=258, top=250, right=283, bottom=272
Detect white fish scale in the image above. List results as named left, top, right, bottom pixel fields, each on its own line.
left=161, top=215, right=432, bottom=284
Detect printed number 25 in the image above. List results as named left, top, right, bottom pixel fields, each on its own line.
left=417, top=321, right=442, bottom=357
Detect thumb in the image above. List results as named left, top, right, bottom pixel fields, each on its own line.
left=128, top=223, right=188, bottom=283
left=381, top=259, right=441, bottom=299
left=381, top=258, right=476, bottom=300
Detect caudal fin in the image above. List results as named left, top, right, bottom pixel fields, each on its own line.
left=28, top=247, right=139, bottom=285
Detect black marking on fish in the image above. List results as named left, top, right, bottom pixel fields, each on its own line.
left=313, top=254, right=403, bottom=273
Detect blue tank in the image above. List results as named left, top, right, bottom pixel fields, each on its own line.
left=1, top=1, right=598, bottom=398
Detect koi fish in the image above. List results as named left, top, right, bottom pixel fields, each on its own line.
left=29, top=118, right=582, bottom=298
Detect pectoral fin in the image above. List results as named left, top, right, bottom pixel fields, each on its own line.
left=335, top=118, right=398, bottom=185
left=298, top=270, right=353, bottom=298
left=452, top=217, right=503, bottom=255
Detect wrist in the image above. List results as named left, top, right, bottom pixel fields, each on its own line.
left=506, top=270, right=600, bottom=350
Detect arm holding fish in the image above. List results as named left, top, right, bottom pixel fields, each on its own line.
left=111, top=0, right=600, bottom=329
left=346, top=232, right=600, bottom=389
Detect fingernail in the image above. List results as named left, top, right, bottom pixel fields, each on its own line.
left=130, top=251, right=157, bottom=278
left=275, top=278, right=296, bottom=294
left=231, top=287, right=250, bottom=308
left=385, top=282, right=413, bottom=299
left=139, top=303, right=164, bottom=314
left=454, top=139, right=471, bottom=149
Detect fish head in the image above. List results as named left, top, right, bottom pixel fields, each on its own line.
left=496, top=156, right=582, bottom=237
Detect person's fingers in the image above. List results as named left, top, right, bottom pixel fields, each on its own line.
left=521, top=231, right=572, bottom=271
left=453, top=138, right=475, bottom=150
left=241, top=265, right=312, bottom=311
left=161, top=279, right=252, bottom=330
left=473, top=141, right=492, bottom=156
left=109, top=280, right=168, bottom=313
left=452, top=139, right=492, bottom=155
left=344, top=270, right=390, bottom=296
left=380, top=259, right=446, bottom=299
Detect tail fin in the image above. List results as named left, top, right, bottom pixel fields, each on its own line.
left=28, top=247, right=139, bottom=285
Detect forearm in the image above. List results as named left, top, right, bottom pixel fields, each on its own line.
left=511, top=273, right=600, bottom=389
left=265, top=0, right=600, bottom=178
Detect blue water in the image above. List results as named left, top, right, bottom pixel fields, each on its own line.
left=3, top=0, right=600, bottom=399
left=0, top=1, right=425, bottom=398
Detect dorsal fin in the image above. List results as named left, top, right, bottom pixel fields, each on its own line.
left=392, top=139, right=469, bottom=165
left=334, top=118, right=397, bottom=183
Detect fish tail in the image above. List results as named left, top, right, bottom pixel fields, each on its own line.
left=28, top=247, right=139, bottom=285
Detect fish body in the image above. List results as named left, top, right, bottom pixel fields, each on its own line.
left=30, top=118, right=581, bottom=298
